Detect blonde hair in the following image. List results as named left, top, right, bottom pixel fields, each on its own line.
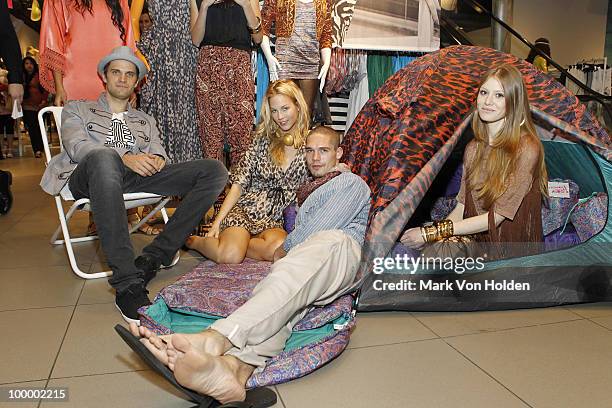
left=469, top=64, right=548, bottom=209
left=256, top=80, right=310, bottom=166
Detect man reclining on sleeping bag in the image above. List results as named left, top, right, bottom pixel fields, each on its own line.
left=129, top=125, right=371, bottom=403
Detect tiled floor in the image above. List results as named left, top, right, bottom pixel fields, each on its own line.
left=2, top=156, right=612, bottom=408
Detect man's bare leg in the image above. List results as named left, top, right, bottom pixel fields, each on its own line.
left=170, top=334, right=255, bottom=404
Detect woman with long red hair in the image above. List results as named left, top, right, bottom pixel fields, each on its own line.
left=401, top=64, right=547, bottom=258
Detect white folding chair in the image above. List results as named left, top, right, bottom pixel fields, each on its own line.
left=38, top=106, right=179, bottom=279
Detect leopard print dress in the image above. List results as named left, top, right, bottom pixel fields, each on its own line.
left=221, top=136, right=309, bottom=235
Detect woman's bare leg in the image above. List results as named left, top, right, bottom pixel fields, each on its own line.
left=186, top=226, right=251, bottom=264
left=246, top=228, right=287, bottom=261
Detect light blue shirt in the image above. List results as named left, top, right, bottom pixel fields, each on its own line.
left=284, top=172, right=371, bottom=252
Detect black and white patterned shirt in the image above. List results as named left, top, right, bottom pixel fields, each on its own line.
left=105, top=112, right=135, bottom=149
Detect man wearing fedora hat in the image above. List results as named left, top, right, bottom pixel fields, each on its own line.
left=40, top=46, right=228, bottom=324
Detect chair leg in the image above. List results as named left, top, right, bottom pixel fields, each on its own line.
left=51, top=198, right=95, bottom=244
left=127, top=197, right=171, bottom=234
left=53, top=197, right=111, bottom=279
left=159, top=205, right=180, bottom=267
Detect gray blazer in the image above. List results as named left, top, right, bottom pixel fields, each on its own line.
left=40, top=93, right=169, bottom=195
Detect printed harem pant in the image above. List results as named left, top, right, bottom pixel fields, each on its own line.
left=195, top=46, right=254, bottom=167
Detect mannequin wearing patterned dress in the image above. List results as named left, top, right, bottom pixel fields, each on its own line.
left=260, top=0, right=332, bottom=115
left=130, top=0, right=203, bottom=164
left=39, top=0, right=135, bottom=105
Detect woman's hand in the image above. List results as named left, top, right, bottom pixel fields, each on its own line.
left=7, top=83, right=23, bottom=104
left=200, top=0, right=218, bottom=10
left=400, top=227, right=426, bottom=250
left=54, top=86, right=67, bottom=106
left=205, top=221, right=222, bottom=238
left=233, top=0, right=251, bottom=8
left=331, top=162, right=351, bottom=173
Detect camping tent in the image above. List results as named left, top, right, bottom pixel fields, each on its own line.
left=342, top=45, right=612, bottom=311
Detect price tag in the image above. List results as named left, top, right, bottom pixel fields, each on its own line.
left=548, top=181, right=570, bottom=198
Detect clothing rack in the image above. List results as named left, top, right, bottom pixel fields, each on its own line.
left=566, top=57, right=610, bottom=96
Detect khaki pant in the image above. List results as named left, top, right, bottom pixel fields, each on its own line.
left=210, top=230, right=361, bottom=369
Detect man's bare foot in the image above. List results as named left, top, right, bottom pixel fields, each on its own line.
left=164, top=330, right=230, bottom=371
left=172, top=335, right=254, bottom=404
left=128, top=323, right=173, bottom=365
left=172, top=329, right=232, bottom=359
left=128, top=324, right=231, bottom=366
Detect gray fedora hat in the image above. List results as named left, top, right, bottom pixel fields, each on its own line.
left=97, top=46, right=148, bottom=81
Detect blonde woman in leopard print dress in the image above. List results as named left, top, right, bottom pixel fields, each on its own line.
left=186, top=80, right=310, bottom=263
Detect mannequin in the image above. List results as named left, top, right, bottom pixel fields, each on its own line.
left=129, top=0, right=202, bottom=164
left=190, top=0, right=262, bottom=167
left=260, top=0, right=332, bottom=115
left=39, top=0, right=134, bottom=105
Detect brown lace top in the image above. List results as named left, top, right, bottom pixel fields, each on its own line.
left=457, top=138, right=543, bottom=259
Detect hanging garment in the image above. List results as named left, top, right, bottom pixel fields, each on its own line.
left=256, top=50, right=270, bottom=121
left=138, top=0, right=202, bottom=163
left=591, top=67, right=605, bottom=95
left=392, top=55, right=416, bottom=73
left=566, top=67, right=585, bottom=95
left=346, top=54, right=369, bottom=131
left=367, top=54, right=394, bottom=97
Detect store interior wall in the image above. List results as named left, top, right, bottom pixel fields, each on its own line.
left=510, top=0, right=608, bottom=66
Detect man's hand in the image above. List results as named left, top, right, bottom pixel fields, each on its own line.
left=272, top=244, right=287, bottom=263
left=152, top=154, right=166, bottom=172
left=122, top=153, right=165, bottom=177
left=8, top=83, right=23, bottom=104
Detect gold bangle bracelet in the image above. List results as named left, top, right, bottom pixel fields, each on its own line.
left=422, top=225, right=440, bottom=243
left=420, top=226, right=428, bottom=243
left=248, top=17, right=262, bottom=34
left=433, top=219, right=454, bottom=239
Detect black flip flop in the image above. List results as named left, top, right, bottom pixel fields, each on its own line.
left=114, top=325, right=277, bottom=408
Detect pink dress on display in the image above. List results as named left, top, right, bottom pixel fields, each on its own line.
left=39, top=0, right=135, bottom=100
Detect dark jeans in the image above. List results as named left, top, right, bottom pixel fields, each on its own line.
left=22, top=109, right=44, bottom=154
left=68, top=149, right=228, bottom=291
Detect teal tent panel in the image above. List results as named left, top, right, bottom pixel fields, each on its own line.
left=544, top=141, right=605, bottom=197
